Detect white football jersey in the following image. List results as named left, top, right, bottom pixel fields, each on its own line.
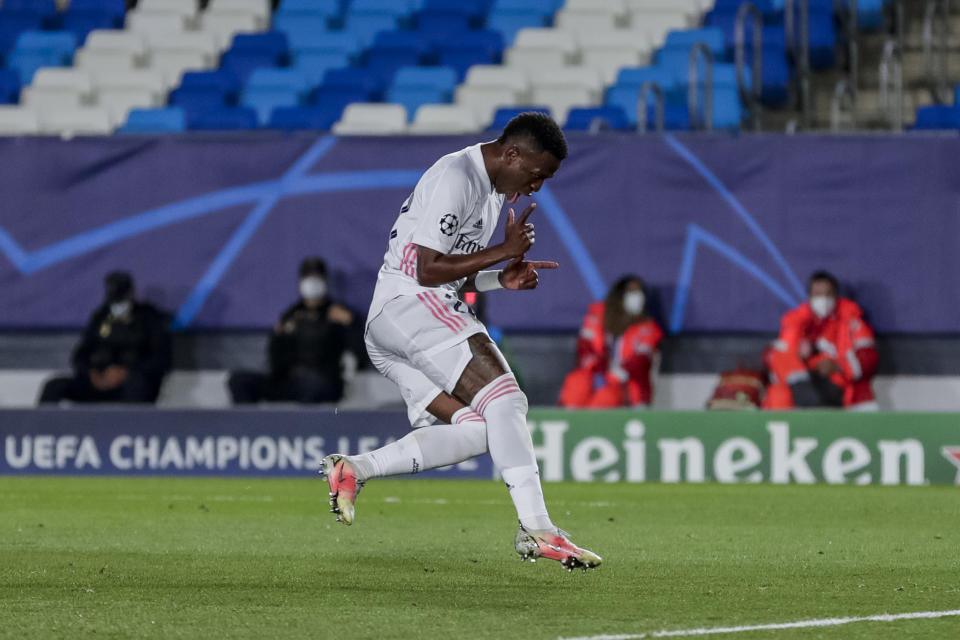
left=367, top=143, right=505, bottom=326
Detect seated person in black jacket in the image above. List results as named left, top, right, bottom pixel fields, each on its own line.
left=39, top=271, right=172, bottom=404
left=228, top=257, right=359, bottom=404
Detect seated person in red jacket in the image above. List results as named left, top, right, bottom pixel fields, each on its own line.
left=228, top=257, right=360, bottom=404
left=763, top=270, right=879, bottom=410
left=559, top=275, right=664, bottom=408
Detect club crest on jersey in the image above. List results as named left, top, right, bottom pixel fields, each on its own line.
left=473, top=219, right=483, bottom=229
left=439, top=213, right=459, bottom=236
left=454, top=233, right=485, bottom=254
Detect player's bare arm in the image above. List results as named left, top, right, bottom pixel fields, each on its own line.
left=415, top=203, right=539, bottom=287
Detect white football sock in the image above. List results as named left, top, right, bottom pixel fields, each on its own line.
left=473, top=374, right=553, bottom=531
left=348, top=408, right=488, bottom=481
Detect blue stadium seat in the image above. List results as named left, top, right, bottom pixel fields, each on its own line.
left=321, top=67, right=388, bottom=99
left=387, top=66, right=457, bottom=119
left=61, top=0, right=126, bottom=42
left=221, top=43, right=286, bottom=83
left=488, top=105, right=550, bottom=129
left=119, top=107, right=187, bottom=133
left=0, top=69, right=22, bottom=103
left=230, top=32, right=290, bottom=58
left=187, top=106, right=259, bottom=130
left=351, top=0, right=416, bottom=16
left=486, top=10, right=548, bottom=47
left=14, top=30, right=77, bottom=58
left=912, top=105, right=960, bottom=130
left=1, top=0, right=57, bottom=19
left=0, top=14, right=44, bottom=57
left=372, top=30, right=434, bottom=56
left=852, top=0, right=886, bottom=31
left=663, top=28, right=727, bottom=58
left=291, top=51, right=352, bottom=86
left=6, top=49, right=68, bottom=84
left=415, top=9, right=472, bottom=32
left=272, top=15, right=333, bottom=48
left=363, top=45, right=422, bottom=85
left=269, top=105, right=342, bottom=130
left=564, top=105, right=629, bottom=131
left=343, top=13, right=401, bottom=47
left=276, top=0, right=339, bottom=18
left=242, top=68, right=311, bottom=124
left=309, top=85, right=372, bottom=117
left=170, top=70, right=242, bottom=113
left=490, top=0, right=560, bottom=13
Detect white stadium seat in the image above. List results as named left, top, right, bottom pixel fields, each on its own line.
left=626, top=11, right=692, bottom=48
left=529, top=67, right=604, bottom=123
left=40, top=107, right=115, bottom=137
left=513, top=28, right=579, bottom=60
left=126, top=10, right=190, bottom=35
left=74, top=49, right=139, bottom=74
left=147, top=50, right=214, bottom=86
left=0, top=107, right=41, bottom=135
left=22, top=69, right=93, bottom=114
left=529, top=67, right=603, bottom=94
left=96, top=88, right=162, bottom=124
left=555, top=9, right=620, bottom=33
left=145, top=31, right=220, bottom=57
left=564, top=0, right=629, bottom=13
left=91, top=69, right=168, bottom=93
left=204, top=0, right=271, bottom=29
left=409, top=104, right=481, bottom=135
left=138, top=0, right=200, bottom=19
left=455, top=85, right=522, bottom=126
left=83, top=30, right=149, bottom=58
left=505, top=48, right=568, bottom=72
left=463, top=65, right=530, bottom=95
left=332, top=103, right=407, bottom=135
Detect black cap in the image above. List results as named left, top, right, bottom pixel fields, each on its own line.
left=104, top=271, right=133, bottom=302
left=299, top=257, right=327, bottom=278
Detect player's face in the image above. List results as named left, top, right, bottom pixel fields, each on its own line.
left=497, top=144, right=561, bottom=203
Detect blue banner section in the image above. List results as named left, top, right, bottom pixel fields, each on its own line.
left=0, top=409, right=493, bottom=478
left=1, top=133, right=958, bottom=333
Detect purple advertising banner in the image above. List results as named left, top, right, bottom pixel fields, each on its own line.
left=0, top=133, right=957, bottom=333
left=0, top=408, right=492, bottom=478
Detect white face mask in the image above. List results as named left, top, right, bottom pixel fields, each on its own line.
left=110, top=301, right=131, bottom=317
left=809, top=295, right=835, bottom=318
left=623, top=291, right=645, bottom=315
left=300, top=277, right=327, bottom=301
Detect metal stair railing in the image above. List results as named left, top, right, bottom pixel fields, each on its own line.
left=879, top=39, right=904, bottom=132
left=637, top=81, right=665, bottom=134
left=735, top=1, right=763, bottom=131
left=835, top=0, right=859, bottom=96
left=785, top=0, right=811, bottom=129
left=688, top=42, right=714, bottom=131
left=923, top=0, right=951, bottom=104
left=830, top=78, right=857, bottom=131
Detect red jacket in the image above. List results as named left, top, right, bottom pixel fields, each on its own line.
left=576, top=302, right=664, bottom=384
left=774, top=297, right=879, bottom=387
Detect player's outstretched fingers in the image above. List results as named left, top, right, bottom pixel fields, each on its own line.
left=506, top=208, right=515, bottom=225
left=517, top=202, right=537, bottom=225
left=529, top=261, right=559, bottom=270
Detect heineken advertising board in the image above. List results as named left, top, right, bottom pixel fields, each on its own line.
left=527, top=410, right=960, bottom=486
left=1, top=409, right=959, bottom=485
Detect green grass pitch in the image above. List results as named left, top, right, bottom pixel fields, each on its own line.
left=1, top=476, right=959, bottom=639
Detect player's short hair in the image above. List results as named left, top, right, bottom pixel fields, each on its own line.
left=808, top=269, right=838, bottom=295
left=497, top=112, right=568, bottom=161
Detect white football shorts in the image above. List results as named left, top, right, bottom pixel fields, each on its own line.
left=365, top=290, right=494, bottom=428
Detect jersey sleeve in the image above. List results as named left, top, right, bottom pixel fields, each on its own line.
left=410, top=164, right=474, bottom=254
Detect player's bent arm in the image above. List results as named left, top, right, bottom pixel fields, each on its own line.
left=415, top=245, right=512, bottom=287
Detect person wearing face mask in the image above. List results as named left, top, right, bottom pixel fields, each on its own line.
left=558, top=275, right=664, bottom=408
left=38, top=271, right=172, bottom=404
left=227, top=257, right=359, bottom=404
left=763, top=270, right=879, bottom=410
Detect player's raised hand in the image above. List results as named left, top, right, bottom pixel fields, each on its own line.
left=502, top=203, right=537, bottom=258
left=500, top=254, right=559, bottom=290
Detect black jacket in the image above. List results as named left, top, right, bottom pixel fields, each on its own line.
left=268, top=299, right=361, bottom=380
left=72, top=302, right=172, bottom=382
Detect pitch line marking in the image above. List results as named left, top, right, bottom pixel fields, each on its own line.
left=558, top=609, right=960, bottom=640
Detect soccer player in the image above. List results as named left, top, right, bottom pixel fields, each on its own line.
left=320, top=113, right=602, bottom=572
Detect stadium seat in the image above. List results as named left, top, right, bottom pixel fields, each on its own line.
left=331, top=102, right=407, bottom=134
left=126, top=10, right=190, bottom=36
left=0, top=105, right=40, bottom=134
left=61, top=5, right=126, bottom=45
left=529, top=67, right=603, bottom=123
left=363, top=45, right=424, bottom=85
left=386, top=66, right=458, bottom=119
left=7, top=50, right=70, bottom=84
left=488, top=105, right=550, bottom=129
left=75, top=48, right=138, bottom=74
left=206, top=0, right=272, bottom=28
left=342, top=13, right=401, bottom=48
left=275, top=0, right=339, bottom=19
left=241, top=68, right=311, bottom=124
left=85, top=30, right=150, bottom=60
left=198, top=13, right=261, bottom=49
left=187, top=105, right=258, bottom=129
left=0, top=15, right=45, bottom=59
left=290, top=52, right=351, bottom=87
left=408, top=103, right=481, bottom=134
left=0, top=71, right=22, bottom=104
left=415, top=9, right=472, bottom=33
left=554, top=8, right=620, bottom=33
left=40, top=106, right=115, bottom=136
left=22, top=68, right=94, bottom=114
left=93, top=70, right=169, bottom=121
left=169, top=70, right=241, bottom=113
left=564, top=105, right=629, bottom=131
left=138, top=0, right=198, bottom=19
left=119, top=106, right=187, bottom=132
left=14, top=30, right=78, bottom=60
left=322, top=67, right=388, bottom=100
left=912, top=105, right=960, bottom=130
left=624, top=11, right=689, bottom=49
left=486, top=10, right=549, bottom=48
left=454, top=84, right=522, bottom=127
